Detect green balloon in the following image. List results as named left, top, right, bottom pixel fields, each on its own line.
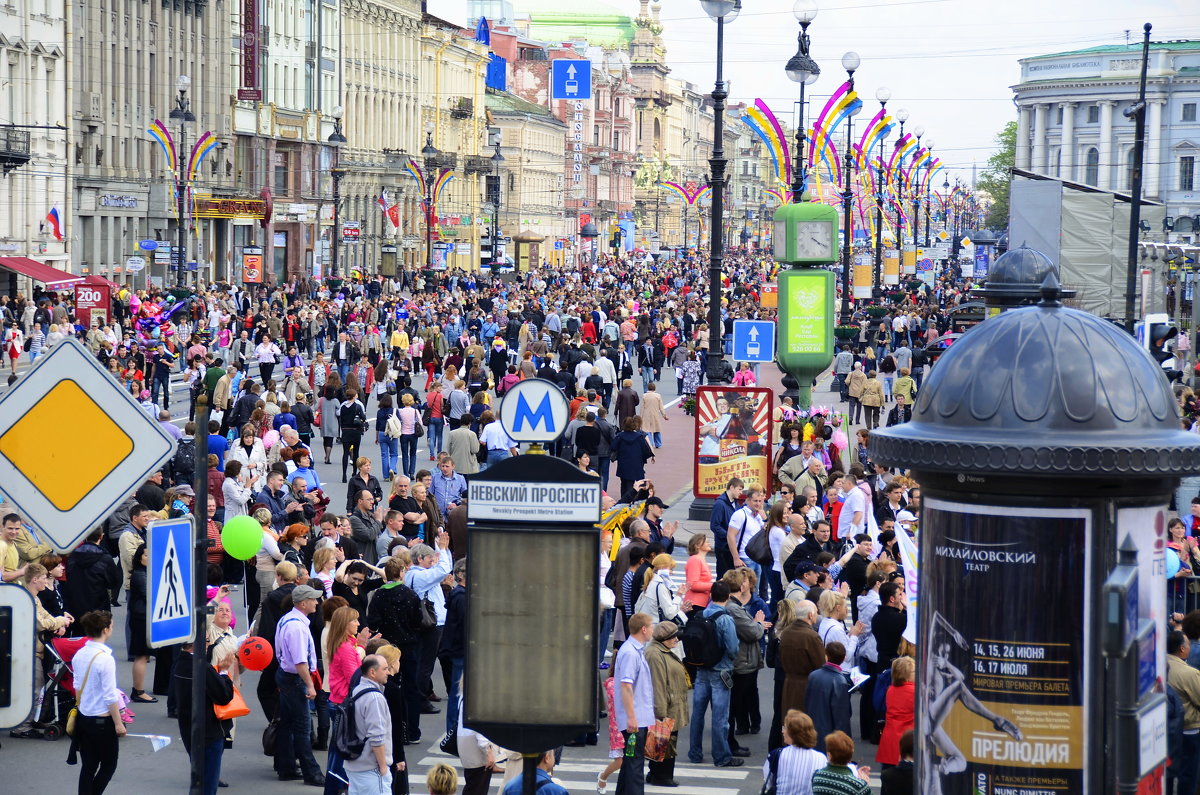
left=221, top=515, right=262, bottom=561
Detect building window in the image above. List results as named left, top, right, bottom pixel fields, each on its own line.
left=1182, top=156, right=1196, bottom=192
left=1056, top=106, right=1063, bottom=124
left=1087, top=105, right=1100, bottom=124
left=1084, top=148, right=1099, bottom=186
left=1184, top=103, right=1197, bottom=122
left=274, top=150, right=291, bottom=196
left=593, top=125, right=600, bottom=146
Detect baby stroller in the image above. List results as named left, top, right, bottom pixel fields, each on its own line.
left=31, top=636, right=89, bottom=740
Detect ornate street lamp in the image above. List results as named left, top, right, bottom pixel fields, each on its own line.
left=873, top=87, right=890, bottom=292
left=785, top=0, right=819, bottom=199
left=168, top=75, right=195, bottom=286
left=421, top=121, right=439, bottom=271
left=327, top=106, right=347, bottom=279
left=838, top=51, right=860, bottom=323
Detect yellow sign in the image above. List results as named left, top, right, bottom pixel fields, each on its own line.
left=0, top=338, right=176, bottom=551
left=961, top=236, right=973, bottom=248
left=938, top=230, right=949, bottom=241
left=0, top=381, right=133, bottom=511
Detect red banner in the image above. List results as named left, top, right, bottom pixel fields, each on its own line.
left=74, top=282, right=111, bottom=327
left=240, top=0, right=261, bottom=101
left=692, top=386, right=773, bottom=498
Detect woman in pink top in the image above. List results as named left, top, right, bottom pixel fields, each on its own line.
left=324, top=605, right=373, bottom=705
left=684, top=532, right=714, bottom=610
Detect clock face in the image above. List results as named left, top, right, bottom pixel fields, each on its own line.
left=796, top=221, right=834, bottom=260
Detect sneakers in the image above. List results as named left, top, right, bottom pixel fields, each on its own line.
left=715, top=758, right=745, bottom=767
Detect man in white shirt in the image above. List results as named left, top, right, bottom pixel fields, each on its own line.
left=727, top=484, right=767, bottom=576
left=838, top=472, right=868, bottom=539
left=480, top=419, right=518, bottom=469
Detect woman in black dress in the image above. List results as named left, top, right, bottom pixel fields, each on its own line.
left=338, top=387, right=368, bottom=482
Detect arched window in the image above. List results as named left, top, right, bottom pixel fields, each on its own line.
left=1085, top=148, right=1100, bottom=186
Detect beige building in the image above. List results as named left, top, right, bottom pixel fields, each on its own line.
left=485, top=88, right=569, bottom=266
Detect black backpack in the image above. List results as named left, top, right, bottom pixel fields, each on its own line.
left=171, top=438, right=196, bottom=486
left=680, top=609, right=726, bottom=670
left=332, top=687, right=386, bottom=761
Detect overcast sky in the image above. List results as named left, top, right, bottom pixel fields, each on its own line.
left=429, top=0, right=1200, bottom=188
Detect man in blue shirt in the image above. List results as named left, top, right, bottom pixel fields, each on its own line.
left=501, top=748, right=569, bottom=795
left=430, top=454, right=467, bottom=521
left=206, top=419, right=228, bottom=468
left=688, top=581, right=744, bottom=768
left=615, top=612, right=657, bottom=793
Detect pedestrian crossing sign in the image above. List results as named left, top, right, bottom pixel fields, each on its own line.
left=148, top=516, right=194, bottom=648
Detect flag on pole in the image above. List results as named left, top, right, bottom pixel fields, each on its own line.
left=45, top=207, right=64, bottom=241
left=386, top=203, right=400, bottom=229
left=377, top=190, right=389, bottom=213
left=894, top=528, right=919, bottom=644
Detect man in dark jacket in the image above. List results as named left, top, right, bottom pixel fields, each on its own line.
left=254, top=471, right=293, bottom=534
left=228, top=380, right=261, bottom=430
left=254, top=563, right=299, bottom=720
left=614, top=379, right=640, bottom=427
left=365, top=558, right=425, bottom=743
left=172, top=640, right=236, bottom=759
left=782, top=519, right=837, bottom=582
left=839, top=534, right=874, bottom=622
left=872, top=582, right=908, bottom=674
left=805, top=642, right=852, bottom=752
left=710, top=478, right=744, bottom=578
left=437, top=560, right=467, bottom=736
left=64, top=528, right=121, bottom=626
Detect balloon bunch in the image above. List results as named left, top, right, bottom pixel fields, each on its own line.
left=134, top=298, right=191, bottom=348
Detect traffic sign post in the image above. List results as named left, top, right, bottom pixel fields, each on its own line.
left=0, top=583, right=37, bottom=730
left=732, top=319, right=775, bottom=364
left=147, top=516, right=195, bottom=649
left=0, top=337, right=177, bottom=552
left=550, top=59, right=592, bottom=100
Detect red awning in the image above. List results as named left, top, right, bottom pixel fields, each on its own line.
left=83, top=274, right=121, bottom=290
left=0, top=257, right=84, bottom=286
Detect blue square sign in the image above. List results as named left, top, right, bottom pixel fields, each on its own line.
left=148, top=516, right=195, bottom=648
left=732, top=320, right=776, bottom=364
left=551, top=60, right=591, bottom=100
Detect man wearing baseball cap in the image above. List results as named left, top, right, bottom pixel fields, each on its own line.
left=642, top=496, right=678, bottom=553
left=784, top=561, right=826, bottom=605
left=274, top=583, right=326, bottom=786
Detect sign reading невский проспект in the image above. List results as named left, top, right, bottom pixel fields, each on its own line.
left=468, top=481, right=601, bottom=523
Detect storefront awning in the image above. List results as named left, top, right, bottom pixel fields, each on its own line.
left=0, top=257, right=84, bottom=286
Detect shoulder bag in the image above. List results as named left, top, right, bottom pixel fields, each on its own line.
left=66, top=649, right=108, bottom=737
left=213, top=673, right=251, bottom=720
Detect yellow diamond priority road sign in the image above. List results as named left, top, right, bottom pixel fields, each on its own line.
left=0, top=337, right=176, bottom=552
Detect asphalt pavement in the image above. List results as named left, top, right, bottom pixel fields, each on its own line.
left=0, top=360, right=885, bottom=793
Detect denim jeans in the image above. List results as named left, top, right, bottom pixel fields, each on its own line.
left=399, top=435, right=418, bottom=478
left=378, top=434, right=399, bottom=479
left=324, top=708, right=347, bottom=795
left=274, top=670, right=322, bottom=780
left=641, top=366, right=655, bottom=386
left=689, top=668, right=732, bottom=765
left=485, top=449, right=508, bottom=469
left=347, top=768, right=392, bottom=794
left=616, top=728, right=647, bottom=795
left=882, top=374, right=894, bottom=400
left=596, top=455, right=611, bottom=493
left=428, top=417, right=444, bottom=457
left=650, top=431, right=662, bottom=448
left=444, top=656, right=464, bottom=734
left=203, top=737, right=225, bottom=795
left=152, top=370, right=171, bottom=408
left=337, top=363, right=350, bottom=382
left=598, top=607, right=616, bottom=667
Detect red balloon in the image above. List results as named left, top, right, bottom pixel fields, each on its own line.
left=238, top=636, right=273, bottom=671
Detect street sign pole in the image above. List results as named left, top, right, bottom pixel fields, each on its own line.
left=190, top=395, right=210, bottom=795
left=0, top=583, right=36, bottom=730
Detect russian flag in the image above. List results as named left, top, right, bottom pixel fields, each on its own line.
left=45, top=207, right=64, bottom=241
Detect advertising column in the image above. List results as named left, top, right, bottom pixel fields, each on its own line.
left=920, top=499, right=1089, bottom=795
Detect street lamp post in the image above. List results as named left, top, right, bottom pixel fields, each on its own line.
left=923, top=155, right=933, bottom=247
left=488, top=127, right=504, bottom=270
left=911, top=126, right=925, bottom=266
left=168, top=75, right=195, bottom=287
left=838, top=51, right=860, bottom=324
left=872, top=88, right=890, bottom=293
left=328, top=106, right=347, bottom=280
left=785, top=0, right=819, bottom=200
left=421, top=121, right=439, bottom=272
left=890, top=109, right=908, bottom=294
left=700, top=0, right=739, bottom=384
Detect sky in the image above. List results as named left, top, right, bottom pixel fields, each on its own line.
left=429, top=0, right=1200, bottom=187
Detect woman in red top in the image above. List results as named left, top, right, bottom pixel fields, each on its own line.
left=323, top=605, right=380, bottom=787
left=683, top=532, right=714, bottom=611
left=877, top=655, right=916, bottom=767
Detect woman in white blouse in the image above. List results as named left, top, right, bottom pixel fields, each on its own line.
left=70, top=610, right=126, bottom=794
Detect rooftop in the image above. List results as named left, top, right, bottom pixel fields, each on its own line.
left=1024, top=39, right=1200, bottom=60
left=485, top=88, right=564, bottom=123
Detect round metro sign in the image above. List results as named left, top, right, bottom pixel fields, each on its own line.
left=497, top=378, right=570, bottom=444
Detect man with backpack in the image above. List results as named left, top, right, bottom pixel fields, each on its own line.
left=341, top=655, right=401, bottom=793
left=683, top=580, right=743, bottom=768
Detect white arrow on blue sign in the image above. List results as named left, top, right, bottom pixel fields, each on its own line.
left=148, top=516, right=194, bottom=649
left=732, top=320, right=776, bottom=364
left=551, top=60, right=591, bottom=100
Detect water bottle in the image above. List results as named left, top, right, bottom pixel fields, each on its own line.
left=624, top=731, right=637, bottom=758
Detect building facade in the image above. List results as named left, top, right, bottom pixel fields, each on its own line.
left=1012, top=41, right=1200, bottom=232
left=0, top=0, right=70, bottom=274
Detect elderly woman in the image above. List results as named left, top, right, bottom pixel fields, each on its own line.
left=228, top=423, right=269, bottom=491
left=636, top=553, right=689, bottom=627
left=644, top=621, right=691, bottom=787
left=768, top=710, right=831, bottom=795
left=817, top=590, right=865, bottom=662
left=251, top=507, right=283, bottom=620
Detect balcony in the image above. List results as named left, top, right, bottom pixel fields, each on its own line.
left=463, top=155, right=492, bottom=174
left=425, top=152, right=457, bottom=171
left=0, top=127, right=31, bottom=176
left=449, top=97, right=474, bottom=120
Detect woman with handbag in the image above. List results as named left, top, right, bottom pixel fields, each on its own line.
left=171, top=636, right=238, bottom=795
left=397, top=393, right=423, bottom=479
left=636, top=554, right=690, bottom=628
left=68, top=610, right=126, bottom=795
left=644, top=621, right=690, bottom=787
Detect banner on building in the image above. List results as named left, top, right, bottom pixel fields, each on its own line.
left=693, top=386, right=772, bottom=498
left=920, top=499, right=1089, bottom=795
left=239, top=0, right=261, bottom=101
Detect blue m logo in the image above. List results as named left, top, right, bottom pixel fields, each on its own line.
left=512, top=392, right=555, bottom=433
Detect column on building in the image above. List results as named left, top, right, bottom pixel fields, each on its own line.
left=1145, top=99, right=1164, bottom=200
left=1098, top=100, right=1115, bottom=191
left=1015, top=104, right=1032, bottom=171
left=1059, top=102, right=1075, bottom=181
left=1032, top=104, right=1048, bottom=173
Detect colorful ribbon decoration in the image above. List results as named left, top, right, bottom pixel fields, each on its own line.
left=146, top=120, right=176, bottom=177
left=659, top=181, right=710, bottom=205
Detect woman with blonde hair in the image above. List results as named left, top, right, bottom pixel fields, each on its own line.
left=816, top=590, right=865, bottom=661
left=637, top=553, right=689, bottom=627
left=426, top=763, right=458, bottom=795
left=373, top=644, right=410, bottom=794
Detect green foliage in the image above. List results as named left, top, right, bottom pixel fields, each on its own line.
left=977, top=121, right=1016, bottom=229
